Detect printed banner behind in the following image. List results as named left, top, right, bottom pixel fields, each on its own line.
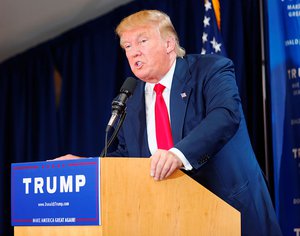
left=267, top=0, right=300, bottom=235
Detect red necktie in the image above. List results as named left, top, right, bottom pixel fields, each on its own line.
left=154, top=83, right=174, bottom=150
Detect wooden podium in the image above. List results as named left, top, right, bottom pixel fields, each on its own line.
left=14, top=158, right=240, bottom=236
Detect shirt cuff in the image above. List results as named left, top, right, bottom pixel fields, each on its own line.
left=169, top=148, right=193, bottom=171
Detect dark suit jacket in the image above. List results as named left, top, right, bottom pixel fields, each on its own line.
left=110, top=54, right=282, bottom=236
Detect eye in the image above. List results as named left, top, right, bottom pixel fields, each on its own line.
left=123, top=44, right=131, bottom=50
left=139, top=38, right=148, bottom=44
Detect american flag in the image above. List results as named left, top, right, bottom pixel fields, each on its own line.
left=201, top=0, right=226, bottom=56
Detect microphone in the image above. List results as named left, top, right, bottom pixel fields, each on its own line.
left=106, top=77, right=137, bottom=132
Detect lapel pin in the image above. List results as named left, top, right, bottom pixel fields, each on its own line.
left=180, top=92, right=187, bottom=98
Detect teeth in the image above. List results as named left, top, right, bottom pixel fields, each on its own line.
left=136, top=61, right=142, bottom=67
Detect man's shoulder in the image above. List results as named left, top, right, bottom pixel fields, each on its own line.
left=177, top=54, right=233, bottom=72
left=183, top=53, right=231, bottom=64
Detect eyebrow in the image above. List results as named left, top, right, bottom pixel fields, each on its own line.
left=120, top=31, right=149, bottom=46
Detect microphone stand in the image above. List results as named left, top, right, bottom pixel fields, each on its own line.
left=100, top=111, right=127, bottom=157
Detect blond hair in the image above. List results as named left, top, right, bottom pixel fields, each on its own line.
left=115, top=10, right=186, bottom=57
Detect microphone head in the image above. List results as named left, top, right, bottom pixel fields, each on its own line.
left=120, top=77, right=137, bottom=95
left=111, top=77, right=137, bottom=113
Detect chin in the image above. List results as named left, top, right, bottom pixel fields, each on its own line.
left=133, top=72, right=157, bottom=83
left=133, top=72, right=147, bottom=82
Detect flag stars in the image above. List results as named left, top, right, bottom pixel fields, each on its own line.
left=214, top=43, right=222, bottom=53
left=204, top=1, right=212, bottom=11
left=202, top=32, right=208, bottom=43
left=203, top=16, right=210, bottom=27
left=210, top=37, right=222, bottom=53
left=201, top=0, right=225, bottom=55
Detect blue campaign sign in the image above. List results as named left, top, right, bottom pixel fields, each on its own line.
left=267, top=0, right=300, bottom=234
left=11, top=158, right=101, bottom=226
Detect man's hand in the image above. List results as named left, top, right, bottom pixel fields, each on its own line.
left=150, top=150, right=183, bottom=181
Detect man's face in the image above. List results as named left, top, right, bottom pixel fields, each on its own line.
left=120, top=25, right=174, bottom=83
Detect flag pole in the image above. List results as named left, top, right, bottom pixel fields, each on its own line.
left=259, top=0, right=271, bottom=184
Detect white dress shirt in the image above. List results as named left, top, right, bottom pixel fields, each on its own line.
left=145, top=60, right=193, bottom=171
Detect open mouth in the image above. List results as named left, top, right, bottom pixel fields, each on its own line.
left=135, top=61, right=143, bottom=69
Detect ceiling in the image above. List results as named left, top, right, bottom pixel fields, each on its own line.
left=0, top=0, right=133, bottom=63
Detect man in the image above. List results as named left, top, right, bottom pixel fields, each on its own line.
left=110, top=9, right=282, bottom=236
left=58, top=9, right=282, bottom=235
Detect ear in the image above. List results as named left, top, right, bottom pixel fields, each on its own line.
left=166, top=36, right=176, bottom=54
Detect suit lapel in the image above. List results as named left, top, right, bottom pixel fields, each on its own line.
left=125, top=81, right=151, bottom=156
left=170, top=58, right=192, bottom=145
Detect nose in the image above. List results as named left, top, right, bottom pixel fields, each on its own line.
left=133, top=50, right=142, bottom=58
left=127, top=44, right=142, bottom=58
